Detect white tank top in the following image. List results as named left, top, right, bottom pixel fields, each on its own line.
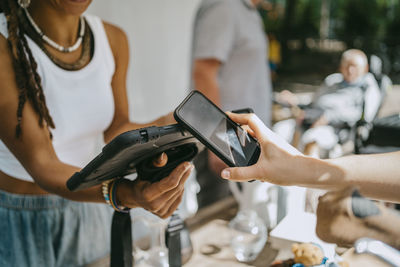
left=0, top=14, right=115, bottom=182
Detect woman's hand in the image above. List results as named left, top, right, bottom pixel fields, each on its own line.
left=220, top=112, right=304, bottom=185
left=207, top=150, right=227, bottom=177
left=116, top=161, right=194, bottom=219
left=152, top=152, right=168, bottom=167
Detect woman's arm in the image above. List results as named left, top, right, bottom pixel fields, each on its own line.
left=0, top=30, right=192, bottom=218
left=220, top=112, right=400, bottom=203
left=326, top=152, right=400, bottom=202
left=102, top=22, right=173, bottom=143
left=0, top=34, right=102, bottom=202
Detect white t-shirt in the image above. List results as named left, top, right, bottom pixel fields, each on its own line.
left=0, top=14, right=115, bottom=182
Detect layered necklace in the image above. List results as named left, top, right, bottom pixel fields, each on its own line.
left=23, top=8, right=85, bottom=53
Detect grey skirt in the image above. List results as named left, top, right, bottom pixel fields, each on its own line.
left=0, top=189, right=113, bottom=267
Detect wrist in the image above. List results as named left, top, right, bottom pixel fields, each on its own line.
left=326, top=157, right=351, bottom=185
left=298, top=156, right=326, bottom=186
left=115, top=179, right=138, bottom=209
left=274, top=154, right=313, bottom=186
left=300, top=156, right=346, bottom=189
left=102, top=179, right=132, bottom=212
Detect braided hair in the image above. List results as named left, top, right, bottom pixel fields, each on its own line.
left=0, top=0, right=55, bottom=138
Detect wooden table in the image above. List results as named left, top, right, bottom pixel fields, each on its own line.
left=87, top=197, right=292, bottom=267
left=88, top=196, right=394, bottom=267
left=185, top=219, right=279, bottom=267
left=184, top=197, right=281, bottom=267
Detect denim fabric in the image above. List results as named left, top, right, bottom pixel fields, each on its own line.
left=0, top=190, right=113, bottom=267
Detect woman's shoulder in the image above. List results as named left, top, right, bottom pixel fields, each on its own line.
left=84, top=14, right=128, bottom=62
left=101, top=20, right=129, bottom=60
left=84, top=14, right=127, bottom=43
left=102, top=21, right=128, bottom=47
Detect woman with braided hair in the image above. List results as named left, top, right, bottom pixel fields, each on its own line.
left=0, top=0, right=193, bottom=266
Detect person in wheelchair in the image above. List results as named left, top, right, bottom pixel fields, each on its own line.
left=278, top=49, right=382, bottom=158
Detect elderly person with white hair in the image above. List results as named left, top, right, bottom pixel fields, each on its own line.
left=297, top=49, right=382, bottom=157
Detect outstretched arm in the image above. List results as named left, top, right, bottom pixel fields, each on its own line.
left=220, top=112, right=400, bottom=203
left=326, top=152, right=400, bottom=202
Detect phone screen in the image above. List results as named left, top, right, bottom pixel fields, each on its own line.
left=175, top=91, right=260, bottom=167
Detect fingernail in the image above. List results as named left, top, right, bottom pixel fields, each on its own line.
left=221, top=169, right=230, bottom=179
left=184, top=162, right=191, bottom=169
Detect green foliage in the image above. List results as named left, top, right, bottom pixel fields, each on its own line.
left=333, top=0, right=389, bottom=53
left=260, top=0, right=400, bottom=69
left=385, top=2, right=400, bottom=48
left=260, top=0, right=400, bottom=51
left=292, top=0, right=320, bottom=39
left=258, top=1, right=284, bottom=35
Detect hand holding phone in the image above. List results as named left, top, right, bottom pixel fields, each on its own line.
left=174, top=91, right=260, bottom=167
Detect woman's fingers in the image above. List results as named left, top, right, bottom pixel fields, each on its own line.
left=153, top=187, right=183, bottom=214
left=161, top=192, right=185, bottom=219
left=240, top=125, right=255, bottom=138
left=119, top=162, right=193, bottom=217
left=138, top=162, right=193, bottom=218
left=151, top=167, right=192, bottom=213
left=153, top=152, right=168, bottom=167
left=208, top=151, right=227, bottom=177
left=228, top=112, right=302, bottom=156
left=226, top=112, right=269, bottom=143
left=157, top=188, right=185, bottom=218
left=145, top=185, right=182, bottom=214
left=220, top=164, right=262, bottom=182
left=143, top=162, right=193, bottom=201
left=146, top=164, right=192, bottom=217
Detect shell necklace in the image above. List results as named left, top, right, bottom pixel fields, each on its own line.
left=24, top=8, right=84, bottom=53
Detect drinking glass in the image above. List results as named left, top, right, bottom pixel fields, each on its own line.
left=132, top=216, right=169, bottom=267
left=229, top=209, right=268, bottom=262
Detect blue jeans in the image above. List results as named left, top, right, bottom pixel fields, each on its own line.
left=0, top=190, right=113, bottom=267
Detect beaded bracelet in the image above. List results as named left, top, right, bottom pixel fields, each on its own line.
left=102, top=179, right=130, bottom=213
left=109, top=179, right=130, bottom=213
left=101, top=180, right=113, bottom=206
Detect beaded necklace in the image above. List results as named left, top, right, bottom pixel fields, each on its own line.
left=24, top=7, right=84, bottom=53
left=20, top=9, right=93, bottom=71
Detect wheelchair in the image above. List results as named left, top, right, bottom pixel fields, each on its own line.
left=273, top=54, right=395, bottom=159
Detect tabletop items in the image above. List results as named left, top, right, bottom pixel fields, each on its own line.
left=228, top=210, right=268, bottom=262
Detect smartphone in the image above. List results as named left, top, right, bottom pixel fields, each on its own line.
left=174, top=90, right=260, bottom=167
